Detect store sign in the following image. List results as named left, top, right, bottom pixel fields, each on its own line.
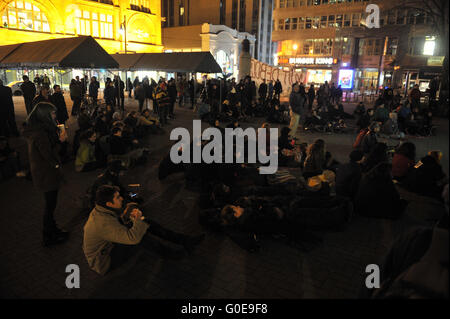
left=338, top=69, right=354, bottom=89
left=419, top=68, right=442, bottom=80
left=289, top=57, right=334, bottom=65
left=427, top=56, right=445, bottom=67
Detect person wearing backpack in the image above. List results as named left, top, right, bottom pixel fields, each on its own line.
left=289, top=84, right=306, bottom=137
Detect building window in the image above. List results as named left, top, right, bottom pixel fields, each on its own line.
left=75, top=9, right=113, bottom=39
left=328, top=15, right=335, bottom=27
left=169, top=0, right=174, bottom=26
left=252, top=0, right=259, bottom=34
left=320, top=15, right=327, bottom=28
left=89, top=0, right=114, bottom=4
left=298, top=17, right=305, bottom=29
left=291, top=17, right=298, bottom=30
left=343, top=14, right=351, bottom=27
left=305, top=17, right=311, bottom=29
left=179, top=0, right=185, bottom=26
left=279, top=0, right=285, bottom=8
left=386, top=37, right=398, bottom=55
left=335, top=14, right=342, bottom=27
left=239, top=0, right=246, bottom=32
left=396, top=10, right=405, bottom=24
left=220, top=0, right=226, bottom=25
left=352, top=13, right=360, bottom=26
left=232, top=0, right=238, bottom=29
left=284, top=18, right=290, bottom=30
left=2, top=1, right=50, bottom=32
left=423, top=36, right=436, bottom=55
left=278, top=19, right=284, bottom=30
left=130, top=0, right=152, bottom=14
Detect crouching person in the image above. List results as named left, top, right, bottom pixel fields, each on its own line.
left=83, top=185, right=205, bottom=275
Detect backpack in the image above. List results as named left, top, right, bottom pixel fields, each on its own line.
left=353, top=128, right=368, bottom=149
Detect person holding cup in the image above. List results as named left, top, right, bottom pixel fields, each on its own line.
left=23, top=101, right=69, bottom=246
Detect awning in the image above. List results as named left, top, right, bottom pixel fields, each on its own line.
left=0, top=36, right=119, bottom=69
left=111, top=52, right=222, bottom=73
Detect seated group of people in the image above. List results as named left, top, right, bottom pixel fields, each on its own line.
left=73, top=103, right=164, bottom=172
left=354, top=97, right=435, bottom=139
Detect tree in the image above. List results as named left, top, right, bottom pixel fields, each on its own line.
left=396, top=0, right=449, bottom=106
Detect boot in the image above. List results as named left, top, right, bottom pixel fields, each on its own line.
left=43, top=228, right=69, bottom=247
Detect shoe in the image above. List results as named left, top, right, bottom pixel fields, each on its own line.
left=16, top=171, right=27, bottom=177
left=43, top=229, right=69, bottom=247
left=183, top=234, right=205, bottom=254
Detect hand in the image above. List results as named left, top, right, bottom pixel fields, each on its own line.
left=129, top=208, right=143, bottom=220
left=59, top=130, right=67, bottom=142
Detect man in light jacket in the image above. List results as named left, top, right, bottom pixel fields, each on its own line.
left=83, top=185, right=204, bottom=275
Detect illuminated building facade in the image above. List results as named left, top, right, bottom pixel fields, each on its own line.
left=272, top=0, right=445, bottom=91
left=0, top=0, right=163, bottom=54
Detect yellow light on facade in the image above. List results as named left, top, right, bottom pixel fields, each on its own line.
left=293, top=44, right=298, bottom=51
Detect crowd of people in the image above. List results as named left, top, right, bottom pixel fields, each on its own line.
left=0, top=71, right=448, bottom=298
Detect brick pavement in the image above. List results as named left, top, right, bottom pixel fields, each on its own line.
left=0, top=95, right=447, bottom=299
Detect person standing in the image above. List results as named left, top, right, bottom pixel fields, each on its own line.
left=289, top=84, right=306, bottom=137
left=409, top=84, right=421, bottom=110
left=258, top=79, right=268, bottom=107
left=189, top=77, right=196, bottom=109
left=114, top=76, right=125, bottom=112
left=104, top=80, right=116, bottom=108
left=134, top=83, right=146, bottom=113
left=42, top=74, right=51, bottom=89
left=274, top=79, right=282, bottom=100
left=34, top=74, right=41, bottom=91
left=168, top=79, right=177, bottom=119
left=307, top=84, right=315, bottom=110
left=50, top=85, right=69, bottom=126
left=133, top=76, right=140, bottom=98
left=0, top=79, right=20, bottom=137
left=23, top=101, right=69, bottom=246
left=81, top=75, right=89, bottom=95
left=70, top=79, right=82, bottom=116
left=155, top=82, right=171, bottom=126
left=127, top=78, right=133, bottom=99
left=89, top=76, right=100, bottom=106
left=20, top=75, right=36, bottom=115
left=268, top=80, right=274, bottom=101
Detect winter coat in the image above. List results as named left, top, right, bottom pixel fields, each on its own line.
left=50, top=92, right=69, bottom=124
left=83, top=205, right=149, bottom=275
left=289, top=91, right=306, bottom=115
left=361, top=131, right=378, bottom=154
left=392, top=153, right=414, bottom=179
left=23, top=124, right=63, bottom=192
left=89, top=81, right=100, bottom=98
left=336, top=161, right=362, bottom=199
left=75, top=140, right=96, bottom=172
left=70, top=82, right=83, bottom=100
left=20, top=81, right=36, bottom=100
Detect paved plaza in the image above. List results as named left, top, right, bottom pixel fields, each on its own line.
left=0, top=95, right=448, bottom=299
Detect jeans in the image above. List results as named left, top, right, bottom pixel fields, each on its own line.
left=289, top=111, right=301, bottom=136
left=159, top=105, right=168, bottom=124
left=43, top=190, right=59, bottom=235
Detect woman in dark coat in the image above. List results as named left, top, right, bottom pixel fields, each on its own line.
left=23, top=102, right=69, bottom=246
left=355, top=162, right=407, bottom=219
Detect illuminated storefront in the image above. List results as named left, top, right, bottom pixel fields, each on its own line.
left=0, top=0, right=162, bottom=54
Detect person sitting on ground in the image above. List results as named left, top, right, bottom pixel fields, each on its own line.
left=397, top=100, right=412, bottom=133
left=303, top=139, right=326, bottom=178
left=362, top=142, right=389, bottom=173
left=77, top=107, right=92, bottom=132
left=137, top=109, right=162, bottom=135
left=94, top=111, right=109, bottom=137
left=360, top=122, right=380, bottom=155
left=109, top=127, right=147, bottom=168
left=374, top=104, right=389, bottom=123
left=392, top=142, right=416, bottom=181
left=353, top=102, right=366, bottom=118
left=75, top=129, right=101, bottom=172
left=0, top=136, right=27, bottom=180
left=355, top=162, right=407, bottom=219
left=403, top=151, right=448, bottom=199
left=336, top=150, right=364, bottom=199
left=83, top=185, right=205, bottom=275
left=382, top=112, right=402, bottom=138
left=356, top=108, right=374, bottom=131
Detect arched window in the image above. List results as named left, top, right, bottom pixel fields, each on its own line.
left=2, top=1, right=50, bottom=32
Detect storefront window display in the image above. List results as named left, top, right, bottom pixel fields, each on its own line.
left=305, top=69, right=332, bottom=85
